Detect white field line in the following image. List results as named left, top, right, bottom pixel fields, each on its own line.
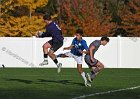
left=72, top=86, right=140, bottom=99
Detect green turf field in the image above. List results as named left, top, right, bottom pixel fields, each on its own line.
left=0, top=68, right=139, bottom=99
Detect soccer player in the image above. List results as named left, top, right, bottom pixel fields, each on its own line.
left=36, top=13, right=64, bottom=73
left=84, top=36, right=109, bottom=84
left=57, top=29, right=91, bottom=87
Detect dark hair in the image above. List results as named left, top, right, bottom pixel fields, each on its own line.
left=101, top=36, right=110, bottom=42
left=76, top=29, right=83, bottom=35
left=43, top=13, right=51, bottom=20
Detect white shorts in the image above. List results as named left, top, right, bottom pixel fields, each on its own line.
left=65, top=52, right=82, bottom=64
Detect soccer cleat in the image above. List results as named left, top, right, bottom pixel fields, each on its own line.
left=57, top=63, right=62, bottom=73
left=85, top=81, right=91, bottom=87
left=86, top=73, right=92, bottom=83
left=39, top=60, right=48, bottom=66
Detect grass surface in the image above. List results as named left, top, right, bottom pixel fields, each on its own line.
left=0, top=68, right=139, bottom=99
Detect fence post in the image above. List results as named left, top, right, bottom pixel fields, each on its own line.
left=117, top=35, right=122, bottom=68
left=32, top=36, right=36, bottom=67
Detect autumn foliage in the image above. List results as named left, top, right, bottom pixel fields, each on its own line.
left=0, top=0, right=140, bottom=37
left=0, top=0, right=48, bottom=37
left=60, top=0, right=117, bottom=37
left=119, top=0, right=140, bottom=36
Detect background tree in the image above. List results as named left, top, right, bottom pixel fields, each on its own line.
left=119, top=0, right=140, bottom=36
left=0, top=0, right=140, bottom=37
left=106, top=0, right=140, bottom=36
left=0, top=0, right=48, bottom=37
left=60, top=0, right=117, bottom=37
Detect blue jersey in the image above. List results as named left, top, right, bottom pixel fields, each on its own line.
left=42, top=22, right=64, bottom=42
left=71, top=38, right=88, bottom=56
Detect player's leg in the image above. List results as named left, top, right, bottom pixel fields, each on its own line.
left=77, top=64, right=89, bottom=87
left=75, top=56, right=91, bottom=87
left=84, top=55, right=98, bottom=82
left=57, top=51, right=73, bottom=58
left=48, top=41, right=63, bottom=64
left=57, top=54, right=69, bottom=58
left=88, top=60, right=104, bottom=82
left=48, top=49, right=60, bottom=65
left=48, top=41, right=63, bottom=73
left=93, top=61, right=104, bottom=74
left=48, top=50, right=62, bottom=73
left=39, top=41, right=51, bottom=66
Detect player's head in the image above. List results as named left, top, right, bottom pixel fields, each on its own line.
left=101, top=36, right=109, bottom=46
left=75, top=29, right=83, bottom=40
left=43, top=13, right=52, bottom=23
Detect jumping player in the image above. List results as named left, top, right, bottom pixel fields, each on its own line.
left=36, top=13, right=64, bottom=73
left=57, top=29, right=91, bottom=87
left=84, top=36, right=109, bottom=84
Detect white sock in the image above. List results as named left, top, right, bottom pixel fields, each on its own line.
left=81, top=72, right=87, bottom=83
left=44, top=58, right=48, bottom=61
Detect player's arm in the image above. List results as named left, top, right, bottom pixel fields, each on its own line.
left=42, top=31, right=52, bottom=37
left=63, top=38, right=75, bottom=50
left=89, top=45, right=95, bottom=62
left=79, top=40, right=89, bottom=54
left=63, top=45, right=74, bottom=50
left=36, top=31, right=51, bottom=38
left=36, top=27, right=52, bottom=38
left=79, top=50, right=89, bottom=54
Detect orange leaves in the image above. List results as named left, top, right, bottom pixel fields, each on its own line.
left=1, top=0, right=140, bottom=37
left=119, top=0, right=140, bottom=36
left=60, top=0, right=140, bottom=37
left=61, top=0, right=116, bottom=37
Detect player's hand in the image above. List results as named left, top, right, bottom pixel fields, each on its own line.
left=35, top=31, right=39, bottom=37
left=79, top=50, right=83, bottom=54
left=91, top=58, right=95, bottom=63
left=36, top=31, right=43, bottom=37
left=63, top=46, right=73, bottom=50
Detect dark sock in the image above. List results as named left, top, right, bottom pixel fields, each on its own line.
left=91, top=71, right=95, bottom=75
left=93, top=67, right=100, bottom=73
left=44, top=54, right=48, bottom=58
left=57, top=54, right=62, bottom=58
left=90, top=71, right=95, bottom=81
left=53, top=58, right=58, bottom=64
